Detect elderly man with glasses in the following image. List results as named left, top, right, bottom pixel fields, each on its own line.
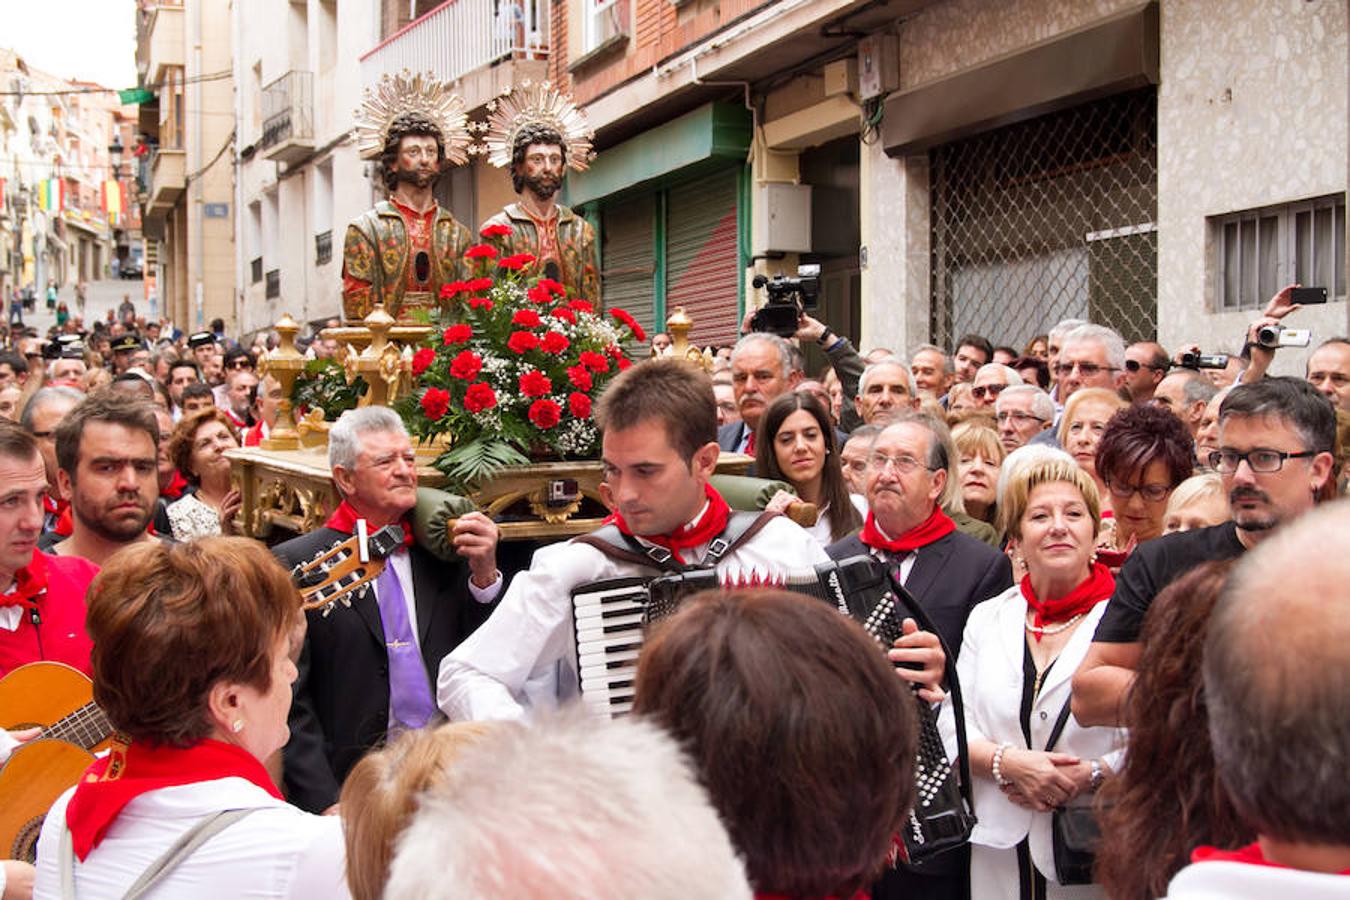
left=826, top=410, right=1010, bottom=900
left=1054, top=324, right=1128, bottom=403
left=969, top=363, right=1023, bottom=409
left=993, top=385, right=1055, bottom=451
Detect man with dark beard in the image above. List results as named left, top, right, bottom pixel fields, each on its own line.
left=43, top=395, right=162, bottom=567
left=1073, top=377, right=1335, bottom=727
left=342, top=104, right=472, bottom=322
left=479, top=96, right=600, bottom=302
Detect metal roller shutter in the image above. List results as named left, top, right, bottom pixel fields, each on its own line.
left=665, top=168, right=740, bottom=347
left=600, top=194, right=657, bottom=338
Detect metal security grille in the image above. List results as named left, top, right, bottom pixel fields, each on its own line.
left=930, top=88, right=1158, bottom=350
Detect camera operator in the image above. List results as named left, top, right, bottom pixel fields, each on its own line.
left=737, top=265, right=869, bottom=434
left=1232, top=284, right=1350, bottom=411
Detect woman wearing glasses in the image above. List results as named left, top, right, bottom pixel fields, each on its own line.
left=1093, top=404, right=1194, bottom=569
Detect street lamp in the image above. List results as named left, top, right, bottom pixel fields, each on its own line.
left=108, top=136, right=125, bottom=178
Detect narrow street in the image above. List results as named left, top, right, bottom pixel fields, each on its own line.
left=11, top=278, right=155, bottom=338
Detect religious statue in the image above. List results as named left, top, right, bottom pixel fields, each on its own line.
left=342, top=72, right=474, bottom=322
left=477, top=82, right=601, bottom=305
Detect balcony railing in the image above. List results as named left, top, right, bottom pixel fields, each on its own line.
left=360, top=0, right=549, bottom=91
left=315, top=230, right=333, bottom=266
left=261, top=71, right=314, bottom=165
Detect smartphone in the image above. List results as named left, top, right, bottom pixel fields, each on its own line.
left=1291, top=287, right=1329, bottom=305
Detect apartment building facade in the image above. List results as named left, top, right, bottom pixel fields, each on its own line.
left=547, top=0, right=1346, bottom=372
left=136, top=0, right=236, bottom=332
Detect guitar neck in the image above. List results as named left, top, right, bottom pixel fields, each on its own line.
left=43, top=702, right=113, bottom=751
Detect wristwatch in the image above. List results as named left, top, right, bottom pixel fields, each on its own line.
left=816, top=328, right=834, bottom=347
left=1089, top=759, right=1104, bottom=792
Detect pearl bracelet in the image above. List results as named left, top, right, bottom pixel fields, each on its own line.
left=991, top=742, right=1013, bottom=788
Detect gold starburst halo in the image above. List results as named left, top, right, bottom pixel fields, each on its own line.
left=352, top=70, right=471, bottom=164
left=474, top=80, right=595, bottom=172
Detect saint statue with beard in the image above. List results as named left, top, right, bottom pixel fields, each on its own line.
left=341, top=111, right=472, bottom=322
left=479, top=121, right=600, bottom=304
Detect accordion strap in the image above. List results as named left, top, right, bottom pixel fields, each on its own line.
left=572, top=510, right=777, bottom=573
left=885, top=572, right=976, bottom=814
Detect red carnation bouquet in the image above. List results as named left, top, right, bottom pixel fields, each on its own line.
left=398, top=225, right=641, bottom=491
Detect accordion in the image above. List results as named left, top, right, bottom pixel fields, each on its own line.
left=569, top=554, right=975, bottom=864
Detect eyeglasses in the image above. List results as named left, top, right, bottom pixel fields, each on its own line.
left=868, top=453, right=936, bottom=475
left=1124, top=359, right=1169, bottom=373
left=996, top=411, right=1046, bottom=426
left=1208, top=448, right=1318, bottom=474
left=971, top=383, right=1006, bottom=400
left=226, top=359, right=254, bottom=370
left=1053, top=361, right=1118, bottom=378
left=1105, top=480, right=1174, bottom=502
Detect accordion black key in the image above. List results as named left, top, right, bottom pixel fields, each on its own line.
left=568, top=554, right=974, bottom=865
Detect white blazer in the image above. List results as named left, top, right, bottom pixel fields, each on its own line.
left=939, top=584, right=1127, bottom=878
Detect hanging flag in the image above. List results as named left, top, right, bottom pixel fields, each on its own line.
left=38, top=179, right=63, bottom=212
left=101, top=180, right=126, bottom=216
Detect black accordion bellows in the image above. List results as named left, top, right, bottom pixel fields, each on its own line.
left=570, top=554, right=975, bottom=865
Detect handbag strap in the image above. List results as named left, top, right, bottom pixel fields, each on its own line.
left=60, top=807, right=258, bottom=900
left=1043, top=699, right=1074, bottom=753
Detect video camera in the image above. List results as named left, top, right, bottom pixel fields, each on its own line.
left=1177, top=351, right=1228, bottom=371
left=749, top=264, right=821, bottom=338
left=1255, top=323, right=1312, bottom=350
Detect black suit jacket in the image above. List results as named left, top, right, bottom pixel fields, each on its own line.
left=274, top=527, right=497, bottom=813
left=826, top=528, right=1012, bottom=660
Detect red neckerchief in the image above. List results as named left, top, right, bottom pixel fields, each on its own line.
left=1019, top=562, right=1115, bottom=642
left=323, top=499, right=414, bottom=549
left=859, top=507, right=956, bottom=554
left=65, top=738, right=283, bottom=860
left=1192, top=842, right=1350, bottom=875
left=0, top=550, right=48, bottom=610
left=604, top=483, right=731, bottom=565
left=244, top=421, right=266, bottom=447
left=44, top=495, right=73, bottom=537
left=162, top=470, right=189, bottom=501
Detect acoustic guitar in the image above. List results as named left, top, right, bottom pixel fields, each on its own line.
left=0, top=661, right=110, bottom=861
left=0, top=523, right=407, bottom=861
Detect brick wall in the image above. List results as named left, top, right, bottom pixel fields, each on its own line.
left=556, top=0, right=769, bottom=106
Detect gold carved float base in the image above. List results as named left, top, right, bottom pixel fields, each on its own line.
left=228, top=446, right=753, bottom=542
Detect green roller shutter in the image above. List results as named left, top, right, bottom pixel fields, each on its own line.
left=600, top=194, right=657, bottom=338
left=665, top=168, right=740, bottom=347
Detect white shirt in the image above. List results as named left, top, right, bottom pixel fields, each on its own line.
left=1164, top=859, right=1350, bottom=899
left=937, top=585, right=1126, bottom=885
left=437, top=515, right=829, bottom=722
left=34, top=777, right=350, bottom=899
left=0, top=576, right=19, bottom=631
left=864, top=517, right=919, bottom=584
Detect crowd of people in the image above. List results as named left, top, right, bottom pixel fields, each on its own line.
left=0, top=280, right=1348, bottom=900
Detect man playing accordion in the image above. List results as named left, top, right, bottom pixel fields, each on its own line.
left=437, top=358, right=944, bottom=722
